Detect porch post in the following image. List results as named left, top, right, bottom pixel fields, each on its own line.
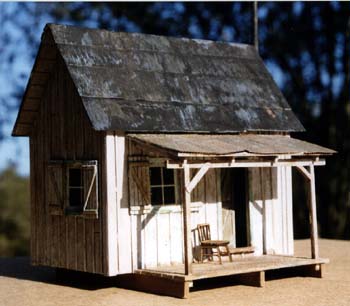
left=183, top=163, right=192, bottom=275
left=309, top=164, right=319, bottom=259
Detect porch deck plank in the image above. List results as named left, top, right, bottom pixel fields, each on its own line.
left=135, top=255, right=329, bottom=282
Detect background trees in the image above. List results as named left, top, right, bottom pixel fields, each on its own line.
left=0, top=2, right=349, bottom=255
left=0, top=165, right=29, bottom=256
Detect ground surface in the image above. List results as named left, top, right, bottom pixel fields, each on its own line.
left=1, top=239, right=349, bottom=306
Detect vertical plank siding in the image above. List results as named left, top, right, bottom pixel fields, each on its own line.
left=105, top=134, right=118, bottom=275
left=221, top=169, right=236, bottom=246
left=29, top=139, right=37, bottom=264
left=116, top=135, right=133, bottom=273
left=30, top=52, right=296, bottom=275
left=121, top=140, right=222, bottom=270
left=30, top=56, right=107, bottom=274
left=248, top=167, right=293, bottom=256
left=248, top=168, right=264, bottom=255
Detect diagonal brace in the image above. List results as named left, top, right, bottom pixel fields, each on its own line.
left=186, top=162, right=210, bottom=193
left=295, top=165, right=312, bottom=181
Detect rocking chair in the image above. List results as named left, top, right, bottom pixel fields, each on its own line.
left=197, top=223, right=233, bottom=264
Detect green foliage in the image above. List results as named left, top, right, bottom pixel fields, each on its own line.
left=0, top=165, right=30, bottom=256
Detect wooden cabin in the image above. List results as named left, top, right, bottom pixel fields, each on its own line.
left=12, top=24, right=335, bottom=298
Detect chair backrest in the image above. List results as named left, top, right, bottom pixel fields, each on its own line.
left=197, top=223, right=211, bottom=242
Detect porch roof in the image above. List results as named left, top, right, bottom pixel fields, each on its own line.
left=127, top=133, right=335, bottom=157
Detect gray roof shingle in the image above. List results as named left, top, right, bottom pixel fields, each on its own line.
left=13, top=24, right=305, bottom=135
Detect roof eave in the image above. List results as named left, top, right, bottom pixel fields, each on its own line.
left=12, top=26, right=57, bottom=137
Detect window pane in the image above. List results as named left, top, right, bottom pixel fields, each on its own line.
left=164, top=186, right=175, bottom=204
left=150, top=167, right=162, bottom=186
left=163, top=168, right=174, bottom=185
left=151, top=187, right=163, bottom=205
left=69, top=168, right=82, bottom=186
left=69, top=188, right=83, bottom=208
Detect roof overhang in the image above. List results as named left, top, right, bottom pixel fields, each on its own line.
left=128, top=133, right=335, bottom=157
left=12, top=29, right=57, bottom=136
left=127, top=133, right=335, bottom=168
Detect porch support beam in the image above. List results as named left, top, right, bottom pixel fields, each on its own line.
left=296, top=164, right=319, bottom=259
left=309, top=164, right=319, bottom=259
left=167, top=159, right=325, bottom=169
left=183, top=162, right=193, bottom=275
left=186, top=162, right=210, bottom=193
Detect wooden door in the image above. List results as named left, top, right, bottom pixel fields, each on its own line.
left=221, top=168, right=235, bottom=246
left=221, top=168, right=248, bottom=247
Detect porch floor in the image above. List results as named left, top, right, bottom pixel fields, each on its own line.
left=135, top=255, right=329, bottom=282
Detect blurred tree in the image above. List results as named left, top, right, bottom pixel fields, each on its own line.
left=47, top=1, right=350, bottom=239
left=258, top=2, right=350, bottom=239
left=0, top=165, right=29, bottom=256
left=0, top=2, right=52, bottom=140
left=0, top=2, right=349, bottom=242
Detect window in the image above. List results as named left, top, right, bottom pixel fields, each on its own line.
left=67, top=167, right=84, bottom=214
left=64, top=162, right=99, bottom=216
left=149, top=167, right=176, bottom=205
left=47, top=160, right=99, bottom=218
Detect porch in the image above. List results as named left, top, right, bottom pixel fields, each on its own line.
left=126, top=133, right=334, bottom=298
left=136, top=255, right=328, bottom=281
left=132, top=255, right=328, bottom=298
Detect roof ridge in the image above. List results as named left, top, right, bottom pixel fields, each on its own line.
left=45, top=23, right=255, bottom=49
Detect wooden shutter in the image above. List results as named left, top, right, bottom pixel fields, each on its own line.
left=82, top=161, right=98, bottom=219
left=128, top=159, right=151, bottom=214
left=48, top=162, right=64, bottom=215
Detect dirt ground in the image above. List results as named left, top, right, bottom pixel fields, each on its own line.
left=1, top=239, right=350, bottom=306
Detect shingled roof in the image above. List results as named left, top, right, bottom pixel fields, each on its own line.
left=13, top=24, right=305, bottom=136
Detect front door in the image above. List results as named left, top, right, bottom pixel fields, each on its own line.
left=221, top=168, right=248, bottom=247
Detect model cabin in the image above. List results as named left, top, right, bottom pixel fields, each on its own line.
left=12, top=24, right=335, bottom=298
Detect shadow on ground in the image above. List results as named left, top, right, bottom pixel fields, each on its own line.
left=0, top=257, right=118, bottom=290
left=191, top=268, right=309, bottom=293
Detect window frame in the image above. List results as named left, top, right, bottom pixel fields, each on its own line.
left=149, top=165, right=179, bottom=206
left=66, top=165, right=85, bottom=215
left=54, top=160, right=98, bottom=217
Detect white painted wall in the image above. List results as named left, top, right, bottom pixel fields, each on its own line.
left=105, top=133, right=118, bottom=276
left=138, top=168, right=222, bottom=269
left=106, top=137, right=223, bottom=272
left=106, top=137, right=295, bottom=275
left=248, top=167, right=294, bottom=256
left=105, top=133, right=133, bottom=276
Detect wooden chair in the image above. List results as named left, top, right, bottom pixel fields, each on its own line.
left=197, top=223, right=233, bottom=264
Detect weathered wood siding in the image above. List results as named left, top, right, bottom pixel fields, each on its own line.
left=105, top=138, right=223, bottom=273
left=30, top=56, right=107, bottom=274
left=248, top=167, right=294, bottom=256
left=191, top=167, right=223, bottom=263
